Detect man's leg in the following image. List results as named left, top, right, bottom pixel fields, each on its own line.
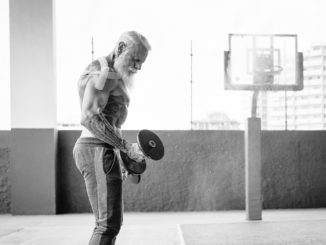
left=90, top=147, right=123, bottom=245
left=74, top=144, right=123, bottom=245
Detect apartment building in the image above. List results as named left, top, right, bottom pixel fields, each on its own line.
left=257, top=45, right=326, bottom=130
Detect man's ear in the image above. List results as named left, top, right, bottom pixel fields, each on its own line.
left=117, top=42, right=127, bottom=56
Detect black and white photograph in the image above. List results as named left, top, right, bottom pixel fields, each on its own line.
left=0, top=0, right=326, bottom=244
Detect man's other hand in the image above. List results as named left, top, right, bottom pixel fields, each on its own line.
left=126, top=143, right=145, bottom=162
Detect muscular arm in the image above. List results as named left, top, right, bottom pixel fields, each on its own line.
left=81, top=113, right=129, bottom=152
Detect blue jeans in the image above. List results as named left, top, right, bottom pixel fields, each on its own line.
left=73, top=137, right=123, bottom=245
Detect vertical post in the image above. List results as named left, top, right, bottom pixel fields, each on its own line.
left=251, top=91, right=259, bottom=118
left=10, top=0, right=57, bottom=214
left=190, top=40, right=193, bottom=130
left=91, top=37, right=94, bottom=62
left=245, top=117, right=262, bottom=220
left=285, top=90, right=288, bottom=130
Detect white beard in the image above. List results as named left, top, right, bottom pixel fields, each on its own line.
left=121, top=71, right=135, bottom=91
left=114, top=57, right=135, bottom=91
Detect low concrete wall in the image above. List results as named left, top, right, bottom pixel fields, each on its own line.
left=57, top=130, right=326, bottom=213
left=56, top=130, right=245, bottom=213
left=11, top=129, right=57, bottom=214
left=1, top=130, right=326, bottom=213
left=0, top=131, right=11, bottom=213
left=262, top=131, right=326, bottom=208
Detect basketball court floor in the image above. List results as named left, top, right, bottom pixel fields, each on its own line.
left=0, top=209, right=326, bottom=245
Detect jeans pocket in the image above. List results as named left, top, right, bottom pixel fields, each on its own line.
left=102, top=148, right=116, bottom=174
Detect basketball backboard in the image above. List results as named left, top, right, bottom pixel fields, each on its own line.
left=224, top=34, right=303, bottom=91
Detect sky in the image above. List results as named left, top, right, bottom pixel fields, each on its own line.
left=1, top=0, right=326, bottom=130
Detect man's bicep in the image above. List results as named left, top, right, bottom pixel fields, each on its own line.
left=81, top=81, right=98, bottom=114
left=80, top=60, right=104, bottom=90
left=94, top=75, right=106, bottom=90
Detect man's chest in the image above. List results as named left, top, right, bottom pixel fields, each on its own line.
left=104, top=80, right=130, bottom=104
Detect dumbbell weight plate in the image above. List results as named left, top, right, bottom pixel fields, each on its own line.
left=137, top=129, right=165, bottom=161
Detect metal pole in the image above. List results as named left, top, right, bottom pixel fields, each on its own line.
left=285, top=90, right=288, bottom=130
left=91, top=37, right=94, bottom=62
left=246, top=62, right=262, bottom=220
left=190, top=40, right=193, bottom=130
left=251, top=90, right=259, bottom=118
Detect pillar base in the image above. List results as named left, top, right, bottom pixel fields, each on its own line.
left=245, top=117, right=262, bottom=220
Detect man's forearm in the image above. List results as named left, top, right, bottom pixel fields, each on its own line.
left=82, top=113, right=129, bottom=152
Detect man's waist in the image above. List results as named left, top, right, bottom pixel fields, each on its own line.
left=80, top=126, right=122, bottom=145
left=81, top=125, right=120, bottom=135
left=76, top=135, right=114, bottom=149
left=80, top=127, right=96, bottom=138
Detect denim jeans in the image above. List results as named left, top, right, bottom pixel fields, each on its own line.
left=73, top=137, right=123, bottom=245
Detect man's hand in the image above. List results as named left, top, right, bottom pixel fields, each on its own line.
left=121, top=167, right=141, bottom=184
left=126, top=143, right=145, bottom=163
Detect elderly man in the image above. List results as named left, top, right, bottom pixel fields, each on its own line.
left=73, top=31, right=151, bottom=244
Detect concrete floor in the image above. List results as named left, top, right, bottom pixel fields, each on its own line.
left=0, top=209, right=325, bottom=244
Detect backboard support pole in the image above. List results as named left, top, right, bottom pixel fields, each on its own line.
left=245, top=116, right=262, bottom=220
left=251, top=90, right=259, bottom=118
left=246, top=90, right=262, bottom=220
left=224, top=33, right=304, bottom=221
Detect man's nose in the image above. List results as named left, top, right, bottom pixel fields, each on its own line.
left=135, top=62, right=142, bottom=70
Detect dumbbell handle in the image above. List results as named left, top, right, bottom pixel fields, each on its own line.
left=120, top=151, right=146, bottom=175
left=120, top=129, right=164, bottom=175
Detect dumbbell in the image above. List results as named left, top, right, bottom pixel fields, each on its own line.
left=120, top=129, right=165, bottom=175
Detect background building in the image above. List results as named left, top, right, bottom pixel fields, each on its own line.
left=192, top=112, right=240, bottom=130
left=257, top=45, right=326, bottom=130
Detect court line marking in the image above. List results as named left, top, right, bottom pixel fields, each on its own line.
left=177, top=224, right=186, bottom=245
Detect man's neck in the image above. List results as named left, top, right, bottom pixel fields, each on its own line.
left=105, top=53, right=115, bottom=69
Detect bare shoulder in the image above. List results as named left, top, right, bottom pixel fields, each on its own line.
left=78, top=60, right=101, bottom=89
left=83, top=60, right=101, bottom=75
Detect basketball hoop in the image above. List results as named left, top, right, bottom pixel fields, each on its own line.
left=224, top=34, right=303, bottom=91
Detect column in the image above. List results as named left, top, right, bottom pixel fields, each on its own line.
left=245, top=117, right=262, bottom=220
left=10, top=0, right=57, bottom=214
